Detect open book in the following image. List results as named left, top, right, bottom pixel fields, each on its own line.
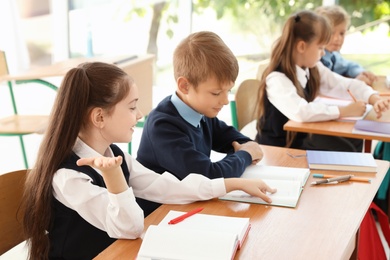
left=314, top=96, right=372, bottom=121
left=219, top=165, right=310, bottom=208
left=137, top=210, right=250, bottom=260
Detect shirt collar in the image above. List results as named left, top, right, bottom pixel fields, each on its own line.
left=73, top=137, right=114, bottom=158
left=296, top=65, right=310, bottom=88
left=171, top=92, right=203, bottom=127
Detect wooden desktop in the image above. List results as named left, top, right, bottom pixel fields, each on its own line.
left=94, top=144, right=389, bottom=260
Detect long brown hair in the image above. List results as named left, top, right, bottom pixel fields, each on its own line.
left=256, top=10, right=331, bottom=147
left=22, top=62, right=132, bottom=259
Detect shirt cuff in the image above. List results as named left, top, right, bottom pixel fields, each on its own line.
left=212, top=178, right=227, bottom=197
left=107, top=187, right=136, bottom=207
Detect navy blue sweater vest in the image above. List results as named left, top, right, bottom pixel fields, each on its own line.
left=256, top=74, right=313, bottom=148
left=49, top=144, right=128, bottom=259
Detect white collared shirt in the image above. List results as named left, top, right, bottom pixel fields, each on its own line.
left=265, top=62, right=377, bottom=122
left=52, top=138, right=225, bottom=239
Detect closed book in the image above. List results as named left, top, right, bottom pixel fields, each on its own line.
left=219, top=165, right=310, bottom=208
left=354, top=120, right=390, bottom=135
left=353, top=107, right=390, bottom=135
left=306, top=150, right=377, bottom=173
left=137, top=210, right=250, bottom=260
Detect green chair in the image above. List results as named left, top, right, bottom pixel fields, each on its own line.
left=230, top=79, right=260, bottom=131
left=0, top=50, right=58, bottom=168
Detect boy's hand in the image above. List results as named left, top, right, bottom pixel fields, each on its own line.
left=356, top=71, right=377, bottom=86
left=232, top=141, right=263, bottom=164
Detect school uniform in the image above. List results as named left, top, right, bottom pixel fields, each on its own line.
left=50, top=138, right=225, bottom=259
left=256, top=62, right=377, bottom=151
left=321, top=50, right=364, bottom=78
left=137, top=92, right=253, bottom=180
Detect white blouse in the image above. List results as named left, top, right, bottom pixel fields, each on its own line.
left=265, top=62, right=377, bottom=122
left=52, top=138, right=225, bottom=239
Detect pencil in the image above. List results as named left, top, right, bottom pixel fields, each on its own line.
left=312, top=173, right=371, bottom=183
left=347, top=89, right=357, bottom=102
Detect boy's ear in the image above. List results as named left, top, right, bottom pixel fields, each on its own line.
left=177, top=77, right=190, bottom=94
left=296, top=40, right=306, bottom=53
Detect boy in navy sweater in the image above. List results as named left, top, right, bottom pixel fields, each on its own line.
left=137, top=31, right=263, bottom=182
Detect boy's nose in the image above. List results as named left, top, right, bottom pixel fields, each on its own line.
left=221, top=94, right=229, bottom=105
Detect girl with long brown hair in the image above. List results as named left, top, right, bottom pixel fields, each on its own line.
left=255, top=10, right=388, bottom=151
left=22, top=62, right=275, bottom=259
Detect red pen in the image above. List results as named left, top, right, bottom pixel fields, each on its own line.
left=168, top=207, right=204, bottom=224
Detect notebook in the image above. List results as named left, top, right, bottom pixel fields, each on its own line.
left=306, top=150, right=377, bottom=173
left=137, top=210, right=251, bottom=260
left=353, top=108, right=390, bottom=135
left=219, top=165, right=310, bottom=208
left=314, top=96, right=372, bottom=121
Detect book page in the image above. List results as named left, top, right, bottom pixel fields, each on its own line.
left=241, top=165, right=310, bottom=187
left=220, top=179, right=303, bottom=208
left=158, top=210, right=250, bottom=248
left=314, top=96, right=372, bottom=121
left=137, top=225, right=238, bottom=260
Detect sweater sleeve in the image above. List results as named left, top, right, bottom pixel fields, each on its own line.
left=137, top=111, right=253, bottom=180
left=332, top=51, right=364, bottom=78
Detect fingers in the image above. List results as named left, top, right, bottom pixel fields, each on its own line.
left=76, top=157, right=94, bottom=166
left=232, top=141, right=240, bottom=152
left=76, top=156, right=123, bottom=168
left=252, top=159, right=261, bottom=165
left=357, top=74, right=371, bottom=85
left=256, top=183, right=277, bottom=203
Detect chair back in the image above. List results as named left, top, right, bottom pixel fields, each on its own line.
left=0, top=50, right=9, bottom=77
left=256, top=59, right=269, bottom=81
left=0, top=169, right=27, bottom=255
left=235, top=79, right=260, bottom=131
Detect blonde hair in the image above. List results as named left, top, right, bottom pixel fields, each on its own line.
left=173, top=31, right=239, bottom=87
left=315, top=5, right=350, bottom=27
left=256, top=10, right=331, bottom=147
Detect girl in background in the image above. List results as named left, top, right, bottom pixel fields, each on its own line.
left=22, top=62, right=275, bottom=259
left=255, top=10, right=388, bottom=151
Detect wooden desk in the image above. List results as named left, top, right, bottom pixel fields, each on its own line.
left=94, top=145, right=389, bottom=260
left=284, top=119, right=390, bottom=153
left=0, top=54, right=155, bottom=116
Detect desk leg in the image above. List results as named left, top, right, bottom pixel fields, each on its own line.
left=364, top=140, right=372, bottom=153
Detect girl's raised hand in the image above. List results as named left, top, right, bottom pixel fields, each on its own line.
left=77, top=156, right=128, bottom=194
left=77, top=156, right=123, bottom=171
left=224, top=178, right=277, bottom=203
